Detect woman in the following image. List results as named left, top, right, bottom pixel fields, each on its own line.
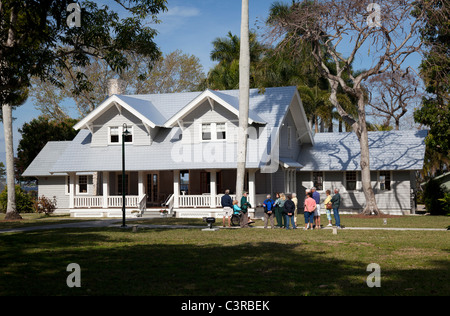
left=323, top=189, right=333, bottom=227
left=284, top=194, right=296, bottom=229
left=330, top=188, right=342, bottom=229
left=304, top=192, right=316, bottom=230
left=275, top=193, right=286, bottom=228
left=273, top=193, right=281, bottom=228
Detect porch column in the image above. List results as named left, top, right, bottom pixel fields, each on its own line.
left=102, top=171, right=109, bottom=209
left=173, top=170, right=180, bottom=208
left=138, top=171, right=144, bottom=197
left=248, top=169, right=256, bottom=207
left=209, top=170, right=217, bottom=208
left=69, top=172, right=76, bottom=209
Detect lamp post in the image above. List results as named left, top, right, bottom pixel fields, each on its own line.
left=121, top=123, right=131, bottom=228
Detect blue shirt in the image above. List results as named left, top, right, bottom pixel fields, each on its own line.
left=312, top=191, right=320, bottom=204
left=263, top=198, right=275, bottom=211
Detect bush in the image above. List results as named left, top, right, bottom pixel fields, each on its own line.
left=423, top=179, right=448, bottom=215
left=34, top=195, right=57, bottom=216
left=438, top=192, right=450, bottom=216
left=0, top=185, right=34, bottom=213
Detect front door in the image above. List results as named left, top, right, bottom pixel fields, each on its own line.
left=146, top=173, right=159, bottom=206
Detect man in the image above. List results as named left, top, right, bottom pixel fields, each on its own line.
left=330, top=188, right=342, bottom=229
left=263, top=194, right=275, bottom=229
left=311, top=187, right=321, bottom=229
left=240, top=191, right=251, bottom=228
left=292, top=193, right=298, bottom=226
left=221, top=189, right=233, bottom=227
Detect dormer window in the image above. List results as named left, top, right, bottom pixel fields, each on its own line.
left=216, top=123, right=226, bottom=140
left=110, top=127, right=120, bottom=143
left=201, top=123, right=227, bottom=141
left=202, top=124, right=212, bottom=141
left=109, top=126, right=133, bottom=144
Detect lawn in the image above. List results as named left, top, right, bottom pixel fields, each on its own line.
left=0, top=214, right=449, bottom=296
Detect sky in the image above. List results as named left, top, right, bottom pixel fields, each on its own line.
left=0, top=0, right=423, bottom=167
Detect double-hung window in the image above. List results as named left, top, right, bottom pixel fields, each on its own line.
left=345, top=171, right=357, bottom=191
left=109, top=126, right=133, bottom=144
left=216, top=123, right=226, bottom=140
left=201, top=123, right=226, bottom=141
left=379, top=171, right=391, bottom=191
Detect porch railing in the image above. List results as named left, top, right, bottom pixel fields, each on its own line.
left=74, top=195, right=142, bottom=208
left=178, top=194, right=236, bottom=208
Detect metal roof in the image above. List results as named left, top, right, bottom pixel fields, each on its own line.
left=298, top=130, right=428, bottom=171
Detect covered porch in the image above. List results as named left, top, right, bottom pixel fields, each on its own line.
left=67, top=167, right=298, bottom=218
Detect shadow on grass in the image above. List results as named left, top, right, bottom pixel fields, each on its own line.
left=0, top=227, right=449, bottom=296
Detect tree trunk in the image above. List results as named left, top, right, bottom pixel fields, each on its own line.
left=2, top=104, right=22, bottom=220
left=236, top=0, right=250, bottom=203
left=357, top=96, right=383, bottom=215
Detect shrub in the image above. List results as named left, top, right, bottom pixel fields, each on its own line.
left=0, top=185, right=34, bottom=213
left=423, top=179, right=448, bottom=215
left=34, top=195, right=57, bottom=216
left=438, top=192, right=450, bottom=216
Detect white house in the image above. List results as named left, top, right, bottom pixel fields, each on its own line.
left=22, top=85, right=427, bottom=217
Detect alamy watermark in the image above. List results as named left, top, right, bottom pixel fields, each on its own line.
left=367, top=3, right=382, bottom=28
left=66, top=263, right=81, bottom=288
left=366, top=263, right=381, bottom=288
left=67, top=3, right=81, bottom=28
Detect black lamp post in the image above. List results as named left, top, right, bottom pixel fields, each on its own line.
left=121, top=123, right=131, bottom=228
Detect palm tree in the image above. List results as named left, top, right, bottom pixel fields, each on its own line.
left=236, top=0, right=250, bottom=205
left=207, top=31, right=266, bottom=90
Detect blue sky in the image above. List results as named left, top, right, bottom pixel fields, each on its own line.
left=0, top=0, right=278, bottom=166
left=0, top=0, right=422, bottom=167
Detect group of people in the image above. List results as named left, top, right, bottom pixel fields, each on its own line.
left=263, top=187, right=342, bottom=229
left=221, top=187, right=342, bottom=230
left=221, top=189, right=255, bottom=228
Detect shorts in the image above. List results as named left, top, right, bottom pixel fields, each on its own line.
left=223, top=207, right=232, bottom=217
left=314, top=204, right=321, bottom=216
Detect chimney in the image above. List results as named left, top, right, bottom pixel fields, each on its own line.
left=107, top=78, right=126, bottom=96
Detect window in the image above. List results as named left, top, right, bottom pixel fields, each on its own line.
left=313, top=172, right=324, bottom=191
left=216, top=123, right=226, bottom=140
left=110, top=127, right=119, bottom=143
left=345, top=171, right=357, bottom=190
left=379, top=171, right=391, bottom=191
left=202, top=124, right=212, bottom=140
left=78, top=175, right=88, bottom=194
left=180, top=170, right=189, bottom=194
left=109, top=126, right=133, bottom=144
left=124, top=126, right=133, bottom=143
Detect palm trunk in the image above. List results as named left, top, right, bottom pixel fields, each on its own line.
left=2, top=104, right=21, bottom=220
left=236, top=0, right=250, bottom=203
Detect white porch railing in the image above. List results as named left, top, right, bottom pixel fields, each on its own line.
left=74, top=195, right=141, bottom=208
left=178, top=195, right=211, bottom=208
left=178, top=194, right=236, bottom=208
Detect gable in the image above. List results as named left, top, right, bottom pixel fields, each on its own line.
left=164, top=89, right=265, bottom=128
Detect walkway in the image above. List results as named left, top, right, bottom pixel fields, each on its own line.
left=0, top=218, right=447, bottom=234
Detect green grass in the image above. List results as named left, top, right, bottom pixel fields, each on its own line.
left=1, top=214, right=449, bottom=296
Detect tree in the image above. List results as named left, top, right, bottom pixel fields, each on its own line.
left=414, top=0, right=449, bottom=156
left=0, top=0, right=167, bottom=220
left=0, top=162, right=5, bottom=180
left=267, top=0, right=428, bottom=215
left=16, top=116, right=79, bottom=177
left=235, top=0, right=250, bottom=205
left=206, top=31, right=266, bottom=90
left=367, top=70, right=422, bottom=130
left=31, top=50, right=205, bottom=119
